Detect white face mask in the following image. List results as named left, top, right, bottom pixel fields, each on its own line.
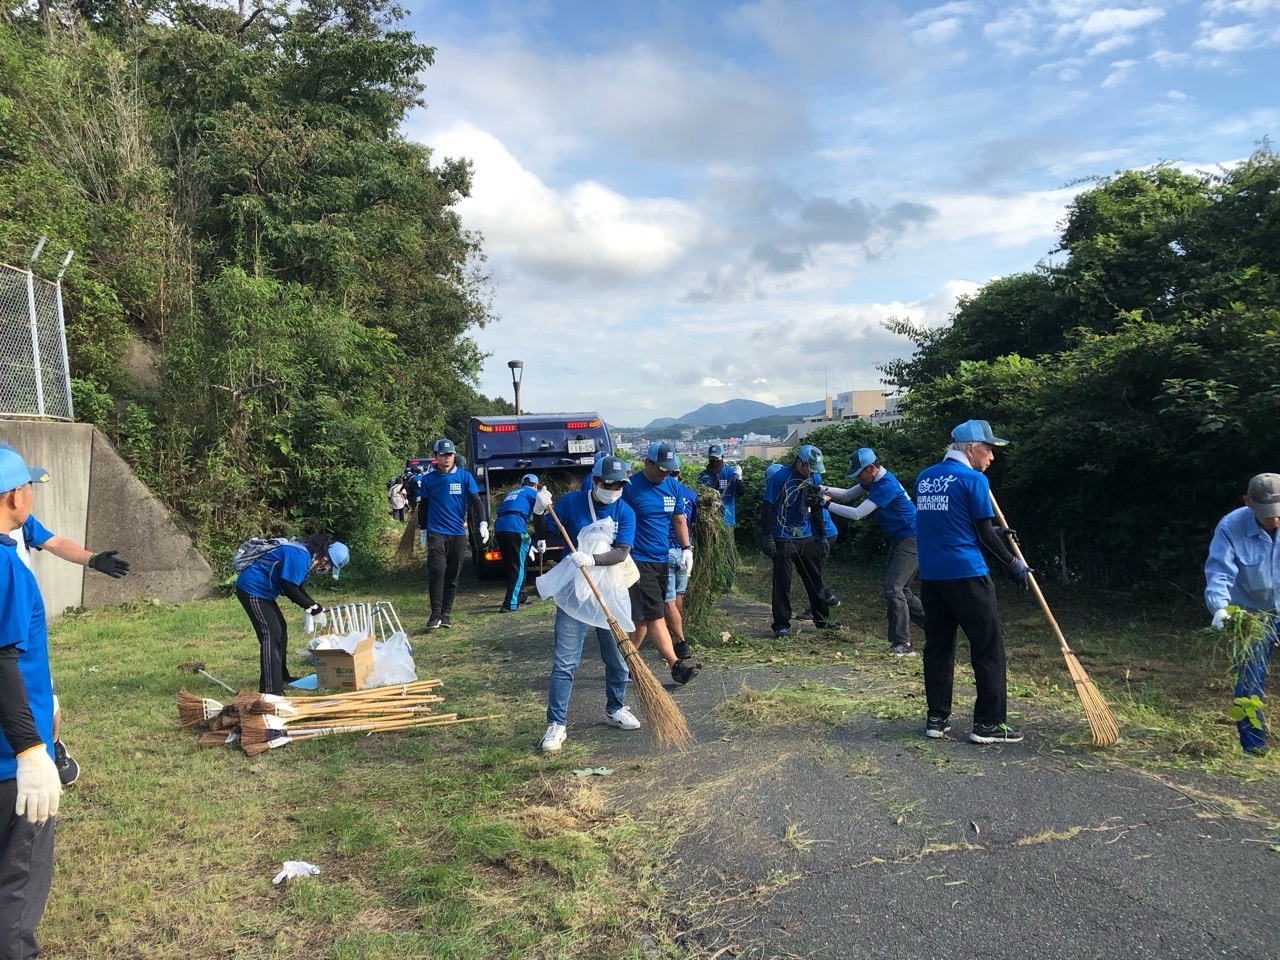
left=593, top=486, right=623, bottom=504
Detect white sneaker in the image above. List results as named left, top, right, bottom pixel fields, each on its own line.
left=605, top=706, right=641, bottom=730
left=541, top=722, right=567, bottom=752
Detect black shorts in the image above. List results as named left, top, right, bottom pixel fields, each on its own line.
left=628, top=560, right=668, bottom=622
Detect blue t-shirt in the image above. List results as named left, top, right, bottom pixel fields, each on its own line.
left=22, top=514, right=54, bottom=549
left=494, top=486, right=538, bottom=535
left=669, top=483, right=699, bottom=547
left=696, top=464, right=741, bottom=526
left=0, top=534, right=55, bottom=779
left=235, top=542, right=313, bottom=601
left=549, top=490, right=635, bottom=551
left=914, top=456, right=993, bottom=580
left=622, top=473, right=686, bottom=563
left=764, top=465, right=818, bottom=540
left=417, top=467, right=480, bottom=536
left=821, top=504, right=837, bottom=539
left=861, top=469, right=917, bottom=541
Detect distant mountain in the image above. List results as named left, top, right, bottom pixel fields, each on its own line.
left=643, top=398, right=823, bottom=431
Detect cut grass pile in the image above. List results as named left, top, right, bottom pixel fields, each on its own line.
left=43, top=583, right=685, bottom=960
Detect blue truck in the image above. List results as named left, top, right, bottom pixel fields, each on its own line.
left=467, top=413, right=613, bottom=579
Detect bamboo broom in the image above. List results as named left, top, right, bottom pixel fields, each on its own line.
left=989, top=493, right=1120, bottom=747
left=241, top=713, right=503, bottom=757
left=546, top=505, right=694, bottom=750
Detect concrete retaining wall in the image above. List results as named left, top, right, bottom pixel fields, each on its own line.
left=1, top=420, right=216, bottom=615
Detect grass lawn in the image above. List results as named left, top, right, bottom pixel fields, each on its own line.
left=38, top=537, right=1277, bottom=958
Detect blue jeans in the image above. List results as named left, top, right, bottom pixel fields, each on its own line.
left=1234, top=615, right=1277, bottom=753
left=546, top=606, right=630, bottom=725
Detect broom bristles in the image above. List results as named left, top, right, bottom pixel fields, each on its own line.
left=241, top=740, right=274, bottom=757
left=395, top=514, right=419, bottom=560
left=177, top=689, right=224, bottom=728
left=198, top=730, right=239, bottom=748
left=1064, top=649, right=1121, bottom=747
left=610, top=620, right=695, bottom=750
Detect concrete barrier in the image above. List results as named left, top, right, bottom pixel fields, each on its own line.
left=2, top=420, right=216, bottom=615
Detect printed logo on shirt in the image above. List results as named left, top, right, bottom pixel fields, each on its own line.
left=502, top=490, right=520, bottom=503
left=662, top=496, right=675, bottom=513
left=917, top=475, right=957, bottom=495
left=449, top=482, right=462, bottom=496
left=917, top=496, right=950, bottom=511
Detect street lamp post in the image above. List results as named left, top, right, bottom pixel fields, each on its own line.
left=508, top=360, right=524, bottom=415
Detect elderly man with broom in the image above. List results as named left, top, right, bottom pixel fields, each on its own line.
left=914, top=420, right=1030, bottom=744
left=0, top=446, right=61, bottom=959
left=538, top=454, right=642, bottom=752
left=1205, top=473, right=1280, bottom=756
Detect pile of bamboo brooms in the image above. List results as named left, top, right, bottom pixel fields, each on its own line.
left=177, top=680, right=500, bottom=757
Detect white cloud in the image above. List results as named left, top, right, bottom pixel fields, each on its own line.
left=1102, top=58, right=1139, bottom=86
left=431, top=124, right=704, bottom=282
left=913, top=17, right=966, bottom=43
left=1078, top=7, right=1165, bottom=35
left=701, top=377, right=731, bottom=387
left=927, top=187, right=1081, bottom=247
left=1194, top=22, right=1260, bottom=50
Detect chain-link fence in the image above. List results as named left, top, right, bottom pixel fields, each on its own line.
left=0, top=255, right=74, bottom=421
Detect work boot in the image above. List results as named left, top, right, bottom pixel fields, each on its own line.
left=671, top=659, right=701, bottom=685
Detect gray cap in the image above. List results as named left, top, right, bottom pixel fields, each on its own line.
left=1247, top=474, right=1280, bottom=519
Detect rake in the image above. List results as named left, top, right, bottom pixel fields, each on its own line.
left=546, top=505, right=694, bottom=749
left=989, top=493, right=1120, bottom=747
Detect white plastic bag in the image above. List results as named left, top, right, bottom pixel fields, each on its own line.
left=365, top=631, right=418, bottom=687
left=535, top=517, right=634, bottom=632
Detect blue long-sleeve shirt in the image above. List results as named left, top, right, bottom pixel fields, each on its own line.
left=1204, top=506, right=1279, bottom=613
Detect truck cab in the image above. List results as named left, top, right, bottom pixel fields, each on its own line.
left=467, top=413, right=613, bottom=579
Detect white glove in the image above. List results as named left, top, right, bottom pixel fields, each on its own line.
left=15, top=745, right=61, bottom=824
left=304, top=611, right=314, bottom=633
left=535, top=539, right=546, bottom=555
left=733, top=465, right=743, bottom=480
left=681, top=547, right=694, bottom=577
left=417, top=529, right=428, bottom=549
left=569, top=551, right=595, bottom=568
left=479, top=521, right=489, bottom=544
left=272, top=860, right=321, bottom=885
left=528, top=544, right=538, bottom=561
left=1211, top=608, right=1230, bottom=630
left=534, top=488, right=554, bottom=515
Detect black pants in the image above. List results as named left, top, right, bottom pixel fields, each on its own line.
left=237, top=588, right=292, bottom=695
left=0, top=778, right=54, bottom=960
left=495, top=529, right=530, bottom=609
left=771, top=537, right=830, bottom=631
left=921, top=575, right=1007, bottom=726
left=426, top=532, right=467, bottom=618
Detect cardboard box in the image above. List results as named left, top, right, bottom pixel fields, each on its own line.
left=312, top=634, right=375, bottom=690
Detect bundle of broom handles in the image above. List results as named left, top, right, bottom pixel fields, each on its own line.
left=545, top=504, right=694, bottom=749
left=990, top=493, right=1120, bottom=747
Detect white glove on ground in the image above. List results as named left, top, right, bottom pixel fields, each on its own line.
left=1211, top=608, right=1230, bottom=630
left=681, top=548, right=694, bottom=577
left=272, top=860, right=321, bottom=885
left=534, top=489, right=554, bottom=515
left=569, top=552, right=595, bottom=568
left=15, top=746, right=60, bottom=823
left=479, top=521, right=489, bottom=544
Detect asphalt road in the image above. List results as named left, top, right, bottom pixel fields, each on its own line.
left=464, top=577, right=1279, bottom=960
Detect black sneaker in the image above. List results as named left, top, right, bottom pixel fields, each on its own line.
left=970, top=722, right=1023, bottom=744
left=54, top=739, right=80, bottom=786
left=824, top=596, right=841, bottom=608
left=815, top=619, right=841, bottom=630
left=889, top=643, right=917, bottom=658
left=772, top=626, right=790, bottom=639
left=671, top=659, right=701, bottom=685
left=925, top=716, right=951, bottom=739
left=673, top=640, right=691, bottom=660
left=796, top=609, right=814, bottom=622
left=426, top=617, right=443, bottom=630
left=440, top=615, right=452, bottom=628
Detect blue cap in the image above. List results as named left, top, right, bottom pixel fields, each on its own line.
left=522, top=473, right=539, bottom=485
left=646, top=441, right=679, bottom=473
left=796, top=444, right=825, bottom=474
left=951, top=420, right=1008, bottom=446
left=593, top=455, right=630, bottom=484
left=0, top=446, right=49, bottom=494
left=765, top=463, right=784, bottom=479
left=433, top=438, right=456, bottom=455
left=847, top=448, right=877, bottom=478
left=327, top=542, right=350, bottom=580
left=708, top=443, right=725, bottom=458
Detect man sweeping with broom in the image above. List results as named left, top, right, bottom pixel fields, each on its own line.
left=537, top=454, right=642, bottom=752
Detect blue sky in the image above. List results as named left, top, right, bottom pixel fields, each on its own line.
left=400, top=0, right=1280, bottom=426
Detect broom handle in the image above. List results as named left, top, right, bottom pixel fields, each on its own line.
left=988, top=493, right=1074, bottom=656
left=545, top=505, right=622, bottom=624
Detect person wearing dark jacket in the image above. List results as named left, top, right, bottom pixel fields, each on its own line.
left=235, top=533, right=350, bottom=695
left=0, top=446, right=59, bottom=959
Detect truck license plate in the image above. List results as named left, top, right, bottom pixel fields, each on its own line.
left=567, top=439, right=596, bottom=454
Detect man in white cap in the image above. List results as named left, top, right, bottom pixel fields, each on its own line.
left=1205, top=473, right=1280, bottom=755
left=824, top=447, right=926, bottom=657
left=0, top=446, right=60, bottom=957
left=914, top=420, right=1030, bottom=744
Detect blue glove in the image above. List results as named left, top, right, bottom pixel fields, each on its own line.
left=1006, top=558, right=1032, bottom=588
